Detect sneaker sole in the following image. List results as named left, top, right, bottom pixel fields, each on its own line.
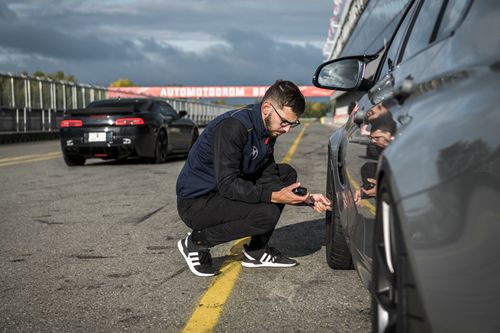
left=177, top=239, right=216, bottom=277
left=241, top=261, right=297, bottom=268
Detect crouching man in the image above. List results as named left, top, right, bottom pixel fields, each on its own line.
left=176, top=80, right=332, bottom=277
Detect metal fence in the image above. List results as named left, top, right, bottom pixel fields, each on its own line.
left=0, top=72, right=232, bottom=133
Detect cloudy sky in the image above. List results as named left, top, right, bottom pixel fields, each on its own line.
left=0, top=0, right=332, bottom=87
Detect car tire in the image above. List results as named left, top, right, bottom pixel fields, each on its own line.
left=371, top=178, right=429, bottom=333
left=152, top=130, right=168, bottom=164
left=190, top=128, right=199, bottom=149
left=325, top=206, right=353, bottom=269
left=63, top=154, right=86, bottom=166
left=325, top=154, right=353, bottom=269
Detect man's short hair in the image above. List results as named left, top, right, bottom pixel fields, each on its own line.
left=262, top=80, right=305, bottom=116
left=370, top=113, right=397, bottom=135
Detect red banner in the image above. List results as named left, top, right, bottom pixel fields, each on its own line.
left=107, top=86, right=334, bottom=99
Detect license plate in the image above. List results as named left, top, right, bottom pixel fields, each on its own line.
left=88, top=132, right=107, bottom=142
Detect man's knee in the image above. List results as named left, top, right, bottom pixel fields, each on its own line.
left=251, top=203, right=282, bottom=232
left=277, top=163, right=297, bottom=185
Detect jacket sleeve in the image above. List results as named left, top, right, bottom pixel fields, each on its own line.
left=212, top=117, right=274, bottom=203
left=255, top=155, right=284, bottom=190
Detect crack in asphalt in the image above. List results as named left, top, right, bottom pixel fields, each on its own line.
left=154, top=266, right=188, bottom=288
left=34, top=219, right=64, bottom=225
left=133, top=206, right=166, bottom=224
left=71, top=254, right=115, bottom=260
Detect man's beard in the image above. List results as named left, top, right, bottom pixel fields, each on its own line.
left=264, top=113, right=285, bottom=137
left=264, top=113, right=272, bottom=131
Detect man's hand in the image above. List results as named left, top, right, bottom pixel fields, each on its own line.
left=307, top=193, right=332, bottom=213
left=361, top=178, right=377, bottom=198
left=354, top=190, right=362, bottom=205
left=271, top=184, right=333, bottom=213
left=271, top=182, right=309, bottom=205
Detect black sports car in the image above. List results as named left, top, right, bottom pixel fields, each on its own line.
left=59, top=98, right=199, bottom=166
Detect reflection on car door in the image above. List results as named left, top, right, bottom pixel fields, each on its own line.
left=344, top=114, right=376, bottom=266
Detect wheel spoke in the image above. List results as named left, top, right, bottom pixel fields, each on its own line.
left=377, top=302, right=389, bottom=333
left=382, top=201, right=395, bottom=274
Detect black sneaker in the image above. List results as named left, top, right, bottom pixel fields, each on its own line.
left=241, top=245, right=297, bottom=268
left=177, top=233, right=217, bottom=277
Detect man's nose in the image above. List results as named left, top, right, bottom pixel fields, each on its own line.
left=282, top=125, right=291, bottom=133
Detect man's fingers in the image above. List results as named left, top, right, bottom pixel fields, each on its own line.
left=314, top=200, right=329, bottom=211
left=286, top=182, right=300, bottom=190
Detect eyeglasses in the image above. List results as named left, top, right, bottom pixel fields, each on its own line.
left=269, top=103, right=300, bottom=128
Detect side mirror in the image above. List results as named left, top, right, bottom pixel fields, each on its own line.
left=312, top=55, right=379, bottom=91
left=179, top=110, right=188, bottom=118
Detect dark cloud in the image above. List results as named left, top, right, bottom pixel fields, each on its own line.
left=44, top=31, right=322, bottom=86
left=0, top=2, right=17, bottom=21
left=0, top=1, right=330, bottom=86
left=0, top=21, right=143, bottom=61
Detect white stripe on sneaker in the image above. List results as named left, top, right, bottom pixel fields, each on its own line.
left=243, top=252, right=255, bottom=260
left=177, top=238, right=215, bottom=277
left=261, top=253, right=272, bottom=263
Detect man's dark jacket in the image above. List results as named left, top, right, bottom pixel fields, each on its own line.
left=176, top=103, right=283, bottom=203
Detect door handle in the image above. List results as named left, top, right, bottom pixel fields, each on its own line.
left=392, top=75, right=414, bottom=104
left=369, top=74, right=414, bottom=108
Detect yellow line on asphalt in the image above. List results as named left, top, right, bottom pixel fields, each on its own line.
left=281, top=123, right=309, bottom=164
left=346, top=169, right=376, bottom=215
left=0, top=151, right=60, bottom=162
left=182, top=239, right=248, bottom=333
left=0, top=152, right=61, bottom=167
left=182, top=124, right=309, bottom=333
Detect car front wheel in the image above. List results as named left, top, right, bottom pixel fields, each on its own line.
left=190, top=128, right=199, bottom=149
left=325, top=206, right=353, bottom=269
left=152, top=130, right=168, bottom=163
left=325, top=156, right=353, bottom=269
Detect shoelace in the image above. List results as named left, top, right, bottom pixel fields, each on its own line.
left=198, top=250, right=213, bottom=266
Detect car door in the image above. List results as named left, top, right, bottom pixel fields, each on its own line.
left=156, top=102, right=182, bottom=151
left=161, top=102, right=193, bottom=151
left=349, top=0, right=454, bottom=259
left=340, top=1, right=420, bottom=268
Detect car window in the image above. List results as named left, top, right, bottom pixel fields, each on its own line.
left=160, top=103, right=178, bottom=118
left=435, top=0, right=471, bottom=40
left=400, top=0, right=445, bottom=62
left=379, top=3, right=417, bottom=76
left=152, top=102, right=162, bottom=113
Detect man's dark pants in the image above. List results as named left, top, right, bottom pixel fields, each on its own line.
left=177, top=164, right=297, bottom=249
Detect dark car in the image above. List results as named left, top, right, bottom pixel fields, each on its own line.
left=313, top=0, right=500, bottom=332
left=59, top=98, right=198, bottom=166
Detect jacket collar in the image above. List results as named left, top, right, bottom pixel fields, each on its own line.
left=249, top=103, right=270, bottom=139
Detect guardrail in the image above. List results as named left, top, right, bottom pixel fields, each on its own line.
left=0, top=72, right=232, bottom=138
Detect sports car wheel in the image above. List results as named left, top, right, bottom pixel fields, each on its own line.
left=153, top=130, right=168, bottom=163
left=371, top=179, right=429, bottom=333
left=325, top=156, right=353, bottom=269
left=325, top=207, right=353, bottom=269
left=63, top=154, right=86, bottom=166
left=190, top=128, right=199, bottom=149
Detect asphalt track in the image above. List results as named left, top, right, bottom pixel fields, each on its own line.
left=0, top=121, right=371, bottom=332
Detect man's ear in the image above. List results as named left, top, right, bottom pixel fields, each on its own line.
left=261, top=101, right=270, bottom=116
